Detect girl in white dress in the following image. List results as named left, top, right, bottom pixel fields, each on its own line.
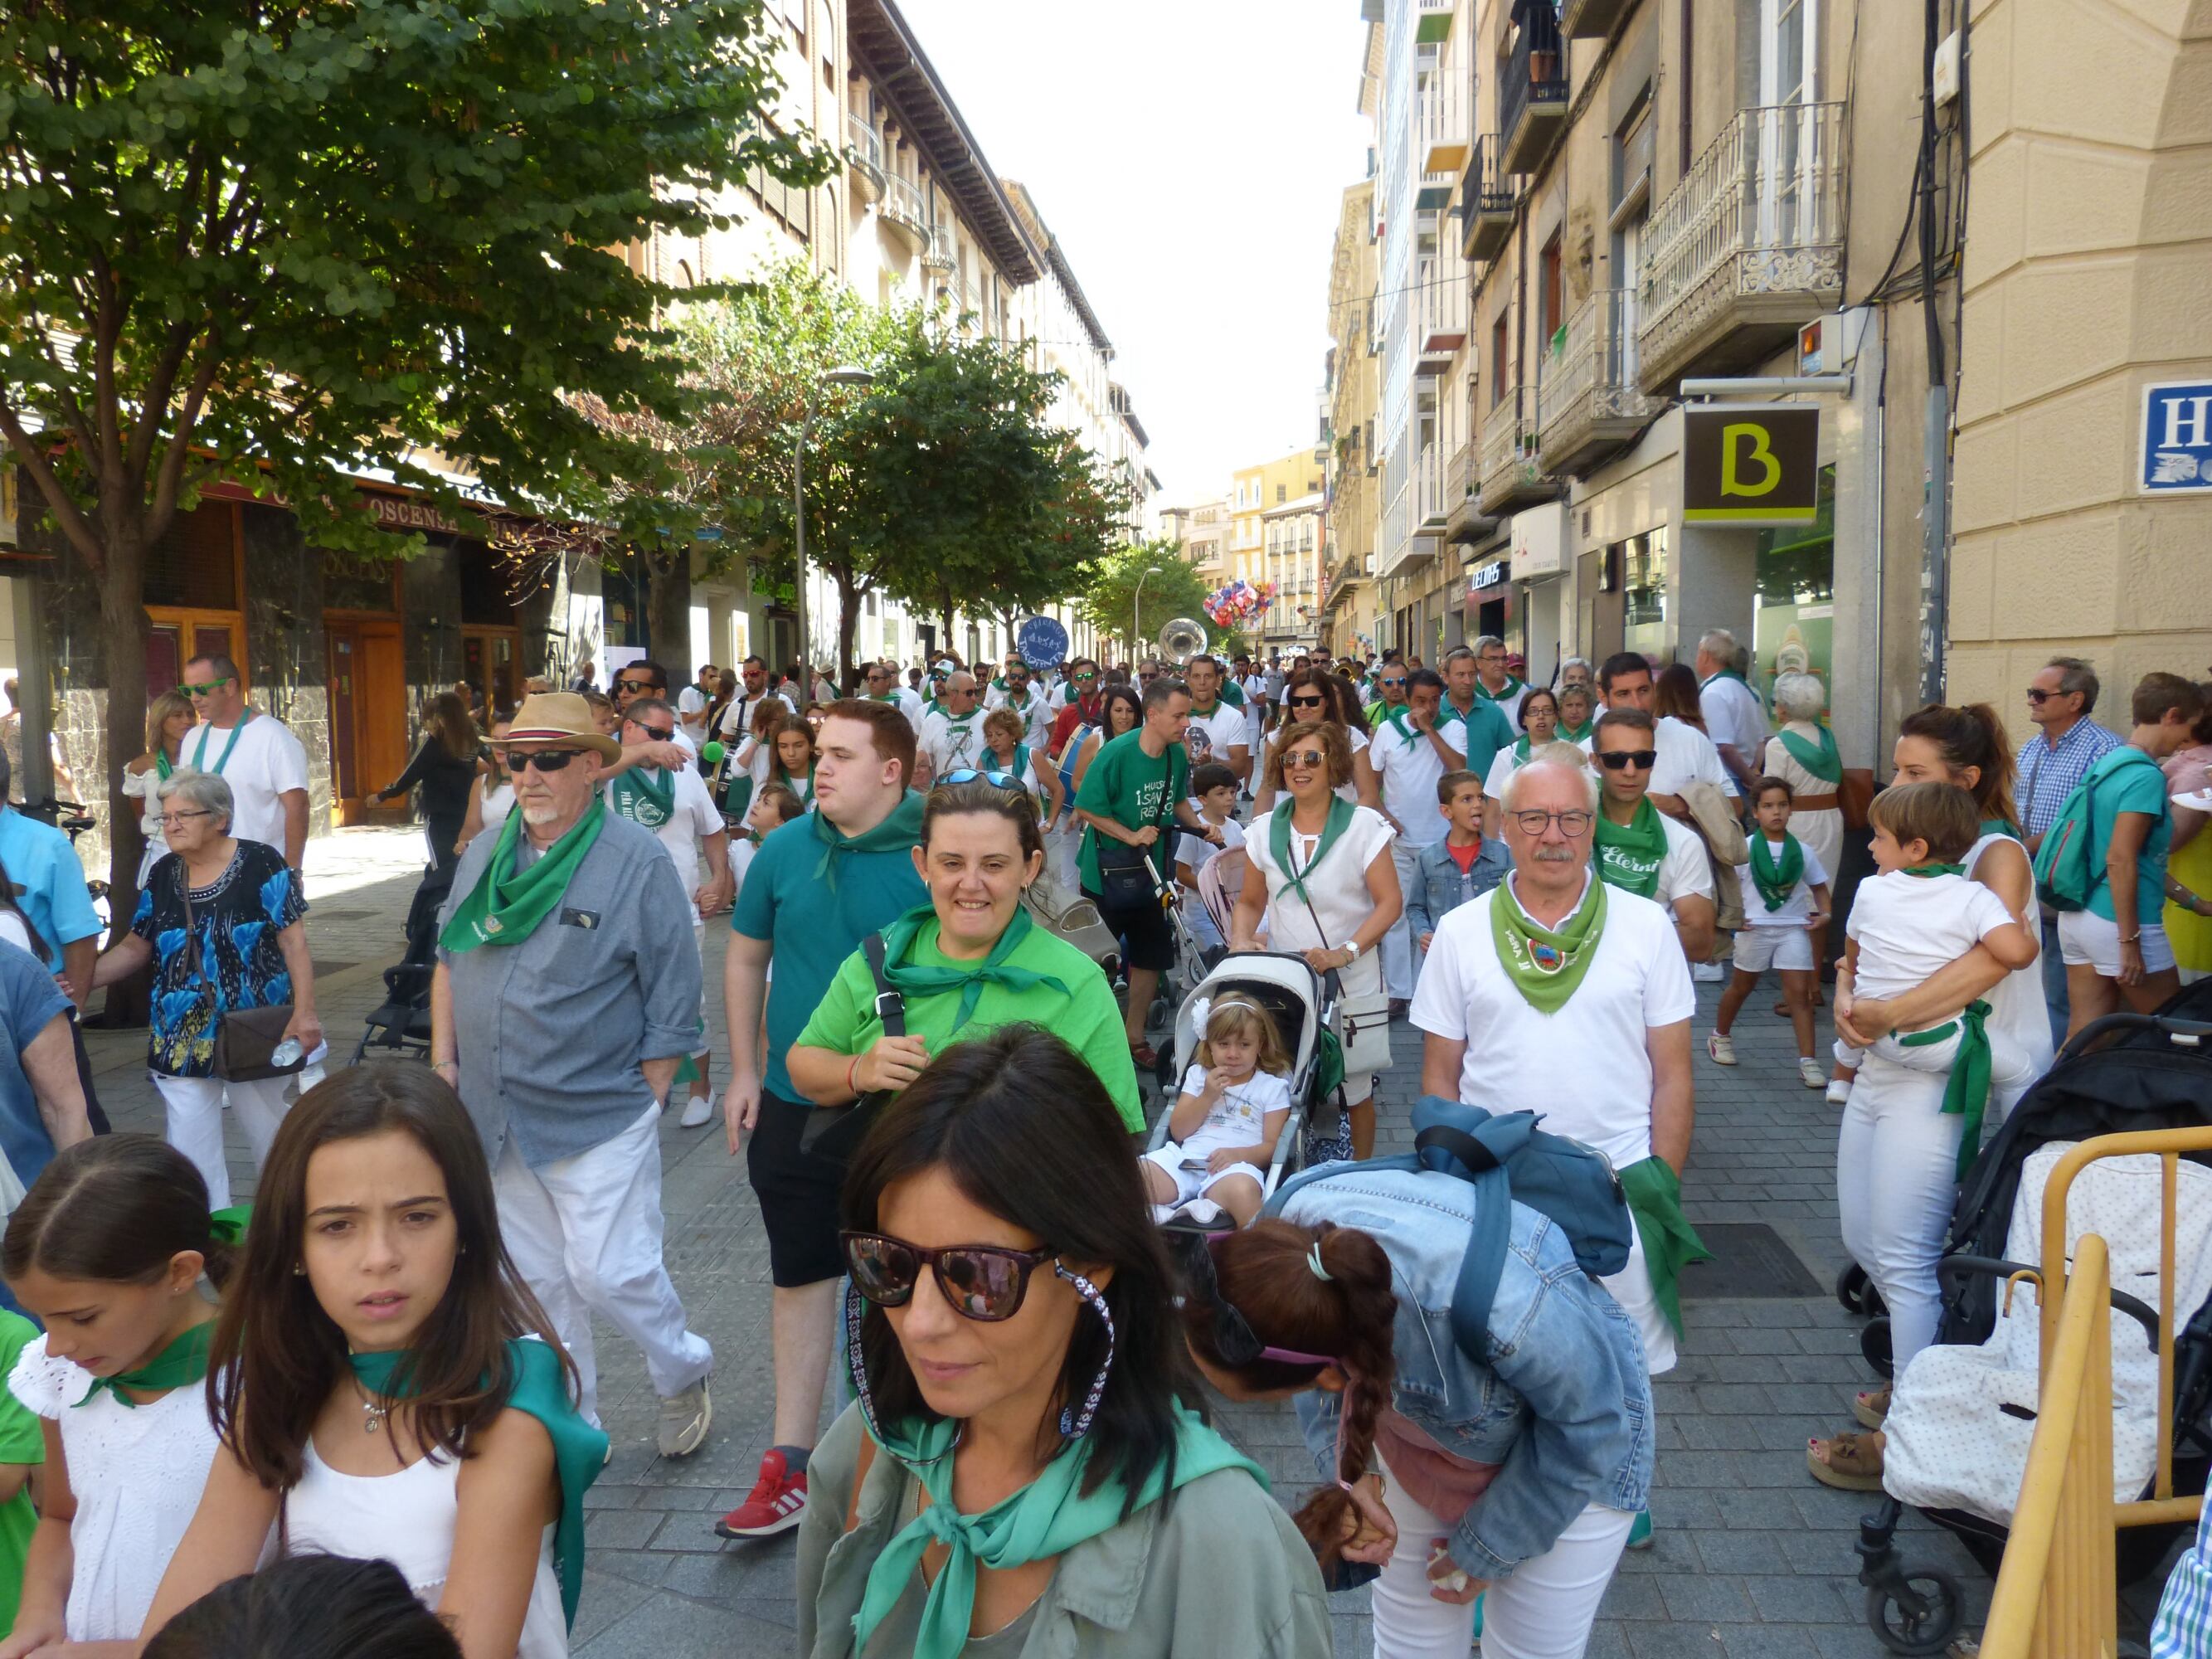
left=0, top=1137, right=228, bottom=1652
left=143, top=1065, right=607, bottom=1659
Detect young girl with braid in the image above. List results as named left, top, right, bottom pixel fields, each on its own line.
left=1180, top=1175, right=1653, bottom=1659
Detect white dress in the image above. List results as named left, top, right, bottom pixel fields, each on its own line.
left=1243, top=804, right=1398, bottom=1090
left=1964, top=830, right=2057, bottom=1084
left=282, top=1436, right=567, bottom=1659
left=8, top=1331, right=221, bottom=1641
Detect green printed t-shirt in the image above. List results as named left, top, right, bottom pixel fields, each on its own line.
left=731, top=814, right=927, bottom=1102
left=1073, top=728, right=1188, bottom=894
left=0, top=1310, right=44, bottom=1638
left=795, top=915, right=1144, bottom=1131
left=2084, top=748, right=2172, bottom=924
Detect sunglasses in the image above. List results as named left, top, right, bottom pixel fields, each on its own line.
left=615, top=678, right=654, bottom=693
left=842, top=1229, right=1058, bottom=1322
left=510, top=748, right=585, bottom=772
left=1287, top=695, right=1326, bottom=708
left=634, top=724, right=675, bottom=743
left=1074, top=673, right=1098, bottom=684
left=1510, top=808, right=1595, bottom=836
left=2025, top=688, right=2067, bottom=704
left=1169, top=1232, right=1338, bottom=1370
left=179, top=677, right=231, bottom=696
left=1378, top=678, right=1406, bottom=689
left=1596, top=749, right=1659, bottom=770
left=1282, top=749, right=1327, bottom=769
left=941, top=767, right=1023, bottom=791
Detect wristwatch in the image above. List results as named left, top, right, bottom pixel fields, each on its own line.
left=1343, top=941, right=1362, bottom=961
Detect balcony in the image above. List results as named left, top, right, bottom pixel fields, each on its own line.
left=1478, top=389, right=1555, bottom=514
left=1444, top=438, right=1493, bottom=543
left=1416, top=441, right=1447, bottom=530
left=1561, top=0, right=1631, bottom=38
left=1458, top=135, right=1515, bottom=264
left=1417, top=0, right=1457, bottom=42
left=845, top=114, right=885, bottom=202
left=920, top=220, right=955, bottom=272
left=1538, top=288, right=1664, bottom=475
left=1419, top=57, right=1470, bottom=177
left=879, top=173, right=930, bottom=254
left=1498, top=10, right=1568, bottom=176
left=1416, top=255, right=1468, bottom=373
left=1637, top=101, right=1846, bottom=394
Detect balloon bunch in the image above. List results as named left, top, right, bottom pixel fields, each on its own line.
left=1203, top=579, right=1276, bottom=627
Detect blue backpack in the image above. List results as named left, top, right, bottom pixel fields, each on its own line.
left=1263, top=1096, right=1635, bottom=1360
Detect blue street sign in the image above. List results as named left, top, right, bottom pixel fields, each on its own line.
left=1016, top=615, right=1069, bottom=670
left=2141, top=382, right=2212, bottom=494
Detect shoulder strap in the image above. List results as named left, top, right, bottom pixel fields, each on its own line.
left=843, top=1433, right=877, bottom=1535
left=862, top=932, right=904, bottom=1037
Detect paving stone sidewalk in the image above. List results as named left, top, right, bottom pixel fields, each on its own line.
left=78, top=826, right=2173, bottom=1656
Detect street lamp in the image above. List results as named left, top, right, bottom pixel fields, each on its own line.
left=1131, top=564, right=1163, bottom=663
left=794, top=364, right=876, bottom=696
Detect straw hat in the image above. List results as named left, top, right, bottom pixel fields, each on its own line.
left=489, top=693, right=621, bottom=761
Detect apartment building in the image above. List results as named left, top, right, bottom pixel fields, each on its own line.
left=1263, top=494, right=1330, bottom=652
left=1162, top=500, right=1232, bottom=587
left=1230, top=448, right=1329, bottom=593
left=1322, top=177, right=1384, bottom=659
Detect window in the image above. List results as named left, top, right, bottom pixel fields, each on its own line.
left=1276, top=484, right=1287, bottom=504
left=1539, top=234, right=1563, bottom=375
left=1622, top=528, right=1668, bottom=659
left=1490, top=313, right=1510, bottom=404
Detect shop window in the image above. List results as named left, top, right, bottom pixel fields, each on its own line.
left=323, top=547, right=401, bottom=614
left=144, top=502, right=238, bottom=611
left=1622, top=528, right=1668, bottom=660
left=1753, top=463, right=1835, bottom=704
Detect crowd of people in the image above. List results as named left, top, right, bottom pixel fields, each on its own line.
left=0, top=630, right=2203, bottom=1659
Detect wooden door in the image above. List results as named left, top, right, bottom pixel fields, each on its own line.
left=328, top=628, right=362, bottom=824
left=326, top=621, right=409, bottom=825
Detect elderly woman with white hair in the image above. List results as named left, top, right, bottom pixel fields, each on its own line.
left=1762, top=672, right=1846, bottom=879
left=88, top=767, right=319, bottom=1207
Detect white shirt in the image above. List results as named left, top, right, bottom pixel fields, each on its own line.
left=676, top=684, right=711, bottom=733
left=1964, top=830, right=2055, bottom=1077
left=1483, top=735, right=1594, bottom=807
left=1649, top=714, right=1728, bottom=800
left=479, top=781, right=513, bottom=839
left=1699, top=674, right=1769, bottom=796
left=1653, top=811, right=1716, bottom=910
left=1845, top=869, right=2019, bottom=1005
left=603, top=764, right=722, bottom=896
left=918, top=708, right=988, bottom=778
left=1732, top=835, right=1831, bottom=927
left=1173, top=1063, right=1293, bottom=1148
left=985, top=687, right=1051, bottom=747
left=185, top=712, right=308, bottom=858
left=1183, top=700, right=1249, bottom=770
left=1410, top=875, right=1695, bottom=1171
left=716, top=690, right=792, bottom=743
left=1242, top=804, right=1396, bottom=1002
left=1480, top=680, right=1531, bottom=728
left=1368, top=714, right=1465, bottom=848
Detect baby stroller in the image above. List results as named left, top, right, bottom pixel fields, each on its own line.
left=350, top=862, right=451, bottom=1065
left=1847, top=982, right=2212, bottom=1655
left=1023, top=865, right=1122, bottom=974
left=1143, top=951, right=1343, bottom=1227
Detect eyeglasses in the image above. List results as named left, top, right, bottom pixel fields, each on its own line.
left=1378, top=678, right=1406, bottom=689
left=2025, top=688, right=2066, bottom=705
left=1510, top=808, right=1596, bottom=837
left=841, top=1229, right=1058, bottom=1322
left=510, top=748, right=585, bottom=772
left=1282, top=749, right=1327, bottom=769
left=940, top=768, right=1023, bottom=791
left=1595, top=749, right=1659, bottom=771
left=157, top=809, right=214, bottom=827
left=178, top=678, right=231, bottom=697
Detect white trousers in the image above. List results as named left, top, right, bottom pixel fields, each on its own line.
left=153, top=1072, right=294, bottom=1212
left=1371, top=1458, right=1634, bottom=1659
left=1383, top=839, right=1422, bottom=1001
left=493, top=1104, right=713, bottom=1425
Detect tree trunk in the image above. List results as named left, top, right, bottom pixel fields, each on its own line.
left=644, top=550, right=692, bottom=684
left=938, top=588, right=955, bottom=662
left=833, top=567, right=859, bottom=694
left=95, top=514, right=153, bottom=1027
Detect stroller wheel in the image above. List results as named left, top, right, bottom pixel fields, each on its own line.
left=1836, top=1262, right=1873, bottom=1315
left=1860, top=1316, right=1894, bottom=1381
left=1864, top=1568, right=1962, bottom=1656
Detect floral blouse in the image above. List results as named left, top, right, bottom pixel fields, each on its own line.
left=129, top=841, right=305, bottom=1077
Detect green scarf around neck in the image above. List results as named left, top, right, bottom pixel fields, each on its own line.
left=878, top=903, right=1068, bottom=1036
left=1699, top=668, right=1749, bottom=690
left=1475, top=674, right=1524, bottom=703
left=1268, top=795, right=1358, bottom=904
left=1558, top=718, right=1595, bottom=745
left=1904, top=862, right=1965, bottom=878
left=1777, top=722, right=1841, bottom=785
left=1749, top=832, right=1806, bottom=911
left=1512, top=733, right=1540, bottom=764
left=1383, top=707, right=1425, bottom=749
left=75, top=1317, right=213, bottom=1409
left=1490, top=874, right=1609, bottom=1014
left=607, top=766, right=674, bottom=828
left=853, top=1407, right=1264, bottom=1659
left=1981, top=817, right=2022, bottom=842
left=350, top=1339, right=606, bottom=1627
left=440, top=800, right=605, bottom=953
left=1593, top=796, right=1670, bottom=898
left=811, top=790, right=925, bottom=891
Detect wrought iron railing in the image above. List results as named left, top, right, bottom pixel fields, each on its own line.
left=882, top=173, right=928, bottom=237
left=1498, top=7, right=1567, bottom=163
left=1543, top=288, right=1657, bottom=437
left=1480, top=389, right=1541, bottom=492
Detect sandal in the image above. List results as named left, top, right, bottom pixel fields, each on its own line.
left=1854, top=1384, right=1892, bottom=1431
left=1806, top=1431, right=1885, bottom=1491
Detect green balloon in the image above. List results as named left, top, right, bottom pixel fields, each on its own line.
left=701, top=741, right=725, bottom=764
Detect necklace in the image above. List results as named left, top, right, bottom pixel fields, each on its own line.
left=352, top=1375, right=391, bottom=1435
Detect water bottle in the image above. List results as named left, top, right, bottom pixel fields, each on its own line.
left=270, top=1036, right=304, bottom=1069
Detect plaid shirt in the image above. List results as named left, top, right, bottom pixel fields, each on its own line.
left=2018, top=717, right=2122, bottom=837
left=2153, top=1497, right=2212, bottom=1656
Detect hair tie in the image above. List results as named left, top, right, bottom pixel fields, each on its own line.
left=1307, top=1242, right=1332, bottom=1282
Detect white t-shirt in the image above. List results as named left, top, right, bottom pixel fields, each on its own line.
left=1242, top=804, right=1396, bottom=1002
left=1653, top=811, right=1716, bottom=910
left=1238, top=677, right=1269, bottom=744
left=1368, top=716, right=1466, bottom=848
left=1480, top=682, right=1531, bottom=728
left=1699, top=674, right=1769, bottom=796
left=1732, top=835, right=1831, bottom=927
left=676, top=685, right=711, bottom=732
left=479, top=781, right=513, bottom=839
left=1648, top=715, right=1727, bottom=800
left=1183, top=701, right=1249, bottom=770
left=1265, top=726, right=1369, bottom=805
left=985, top=687, right=1051, bottom=747
left=1175, top=810, right=1247, bottom=880
left=1172, top=1063, right=1294, bottom=1149
left=1483, top=736, right=1595, bottom=806
left=918, top=708, right=988, bottom=778
left=185, top=713, right=308, bottom=858
left=604, top=765, right=722, bottom=896
left=1846, top=869, right=2019, bottom=1005
left=1410, top=875, right=1695, bottom=1171
left=717, top=691, right=793, bottom=743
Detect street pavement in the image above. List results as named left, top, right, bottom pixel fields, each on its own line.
left=78, top=825, right=2175, bottom=1656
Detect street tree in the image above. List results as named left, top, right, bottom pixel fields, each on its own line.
left=1076, top=540, right=1219, bottom=663
left=0, top=0, right=827, bottom=902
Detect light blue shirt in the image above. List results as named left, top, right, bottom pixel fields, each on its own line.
left=0, top=809, right=100, bottom=972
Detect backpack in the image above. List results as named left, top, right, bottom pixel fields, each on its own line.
left=2031, top=747, right=2160, bottom=913
left=1262, top=1096, right=1634, bottom=1361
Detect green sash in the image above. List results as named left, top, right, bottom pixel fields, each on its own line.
left=1593, top=797, right=1670, bottom=898
left=1618, top=1157, right=1710, bottom=1339
left=1901, top=1000, right=1996, bottom=1180
left=607, top=766, right=674, bottom=828
left=1777, top=722, right=1842, bottom=785
left=854, top=1408, right=1265, bottom=1659
left=352, top=1338, right=606, bottom=1627
left=1268, top=796, right=1357, bottom=904
left=810, top=790, right=926, bottom=891
left=153, top=749, right=175, bottom=782
left=439, top=802, right=605, bottom=953
left=1511, top=734, right=1534, bottom=764
left=1489, top=875, right=1609, bottom=1014
left=189, top=709, right=253, bottom=776
left=1904, top=863, right=1966, bottom=878
left=1748, top=832, right=1806, bottom=912
left=74, top=1318, right=213, bottom=1409
left=877, top=903, right=1069, bottom=1036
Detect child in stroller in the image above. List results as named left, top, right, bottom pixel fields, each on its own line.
left=1143, top=995, right=1294, bottom=1229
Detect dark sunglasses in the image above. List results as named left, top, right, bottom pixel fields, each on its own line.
left=615, top=677, right=654, bottom=693
left=178, top=676, right=232, bottom=696
left=633, top=724, right=676, bottom=742
left=1169, top=1231, right=1336, bottom=1370
left=842, top=1229, right=1057, bottom=1322
left=1378, top=677, right=1407, bottom=689
left=1287, top=694, right=1326, bottom=708
left=510, top=748, right=585, bottom=772
left=1596, top=748, right=1659, bottom=770
left=940, top=767, right=1023, bottom=791
left=2025, top=688, right=2069, bottom=704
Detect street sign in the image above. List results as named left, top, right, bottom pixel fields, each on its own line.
left=2141, top=382, right=2212, bottom=494
left=1682, top=404, right=1821, bottom=526
left=1015, top=614, right=1069, bottom=670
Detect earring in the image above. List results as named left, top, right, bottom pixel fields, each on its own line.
left=292, top=1262, right=305, bottom=1277
left=1053, top=1263, right=1117, bottom=1441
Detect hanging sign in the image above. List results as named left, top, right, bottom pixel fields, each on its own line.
left=1682, top=404, right=1821, bottom=526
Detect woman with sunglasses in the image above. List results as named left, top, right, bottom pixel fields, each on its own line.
left=788, top=776, right=1143, bottom=1132
left=1232, top=720, right=1402, bottom=1160
left=1252, top=669, right=1373, bottom=816
left=796, top=1027, right=1331, bottom=1657
left=1181, top=1195, right=1652, bottom=1659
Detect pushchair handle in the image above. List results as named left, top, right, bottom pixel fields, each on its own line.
left=1937, top=1254, right=2160, bottom=1350
left=2057, top=1011, right=2212, bottom=1063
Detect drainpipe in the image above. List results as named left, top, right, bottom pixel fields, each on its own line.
left=1916, top=0, right=1950, bottom=703
left=1678, top=0, right=1694, bottom=173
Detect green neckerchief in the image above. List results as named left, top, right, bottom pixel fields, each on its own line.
left=74, top=1317, right=214, bottom=1410
left=1474, top=674, right=1525, bottom=703
left=439, top=800, right=606, bottom=953
left=352, top=1338, right=606, bottom=1628
left=1558, top=718, right=1595, bottom=745
left=877, top=903, right=1068, bottom=1035
left=1592, top=796, right=1670, bottom=899
left=1748, top=832, right=1806, bottom=912
left=189, top=709, right=254, bottom=776
left=1268, top=795, right=1358, bottom=904
left=1901, top=1000, right=1996, bottom=1180
left=1188, top=696, right=1224, bottom=720
left=1511, top=734, right=1537, bottom=764
left=607, top=766, right=674, bottom=828
left=1219, top=679, right=1247, bottom=708
left=774, top=760, right=815, bottom=800
left=1617, top=1157, right=1710, bottom=1338
left=1981, top=817, right=2022, bottom=842
left=208, top=1204, right=252, bottom=1244
left=1383, top=707, right=1426, bottom=749
left=810, top=789, right=926, bottom=891
left=1489, top=874, right=1609, bottom=1014
left=1904, top=863, right=1965, bottom=878
left=1699, top=668, right=1749, bottom=689
left=153, top=748, right=175, bottom=782
left=853, top=1406, right=1264, bottom=1659
left=1777, top=722, right=1842, bottom=785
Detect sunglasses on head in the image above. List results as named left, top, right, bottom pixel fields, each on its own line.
left=1596, top=748, right=1659, bottom=770
left=940, top=767, right=1023, bottom=791
left=510, top=748, right=585, bottom=772
left=842, top=1229, right=1059, bottom=1322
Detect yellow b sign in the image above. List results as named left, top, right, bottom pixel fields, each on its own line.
left=1683, top=405, right=1819, bottom=525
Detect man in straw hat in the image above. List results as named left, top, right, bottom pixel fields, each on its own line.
left=432, top=691, right=715, bottom=1457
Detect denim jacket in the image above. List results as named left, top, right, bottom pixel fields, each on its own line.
left=1279, top=1166, right=1653, bottom=1582
left=1403, top=834, right=1513, bottom=943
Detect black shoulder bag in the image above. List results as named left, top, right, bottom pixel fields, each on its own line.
left=798, top=932, right=904, bottom=1160
left=1092, top=767, right=1176, bottom=909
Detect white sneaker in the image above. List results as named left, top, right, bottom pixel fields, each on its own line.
left=1691, top=961, right=1727, bottom=983
left=656, top=1380, right=712, bottom=1458
left=1798, top=1057, right=1828, bottom=1089
left=1706, top=1031, right=1738, bottom=1066
left=1826, top=1077, right=1853, bottom=1106
left=679, top=1091, right=716, bottom=1129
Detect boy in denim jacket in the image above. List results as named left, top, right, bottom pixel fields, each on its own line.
left=1405, top=770, right=1513, bottom=962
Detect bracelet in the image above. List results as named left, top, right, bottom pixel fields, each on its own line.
left=433, top=1058, right=459, bottom=1072
left=846, top=1054, right=863, bottom=1098
left=2119, top=932, right=2142, bottom=945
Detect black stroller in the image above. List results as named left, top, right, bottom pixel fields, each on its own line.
left=1849, top=979, right=2212, bottom=1654
left=349, top=862, right=453, bottom=1064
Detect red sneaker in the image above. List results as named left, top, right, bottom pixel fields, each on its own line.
left=715, top=1449, right=809, bottom=1539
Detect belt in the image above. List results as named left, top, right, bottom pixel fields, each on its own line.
left=1900, top=999, right=1996, bottom=1180
left=1792, top=792, right=1840, bottom=810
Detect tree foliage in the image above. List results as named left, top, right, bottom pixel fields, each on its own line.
left=1073, top=540, right=1230, bottom=664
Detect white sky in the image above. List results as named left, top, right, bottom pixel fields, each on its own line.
left=894, top=0, right=1372, bottom=506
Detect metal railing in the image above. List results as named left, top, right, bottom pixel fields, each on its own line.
left=1480, top=389, right=1542, bottom=490
left=1543, top=288, right=1657, bottom=433
left=921, top=220, right=954, bottom=270
left=1498, top=7, right=1567, bottom=163
left=1446, top=439, right=1475, bottom=511
left=1420, top=60, right=1466, bottom=158
left=882, top=173, right=929, bottom=237
left=1417, top=252, right=1468, bottom=349
left=1640, top=101, right=1846, bottom=333
left=845, top=113, right=883, bottom=178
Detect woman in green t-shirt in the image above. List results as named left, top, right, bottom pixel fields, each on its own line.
left=789, top=776, right=1144, bottom=1130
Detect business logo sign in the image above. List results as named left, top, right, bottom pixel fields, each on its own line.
left=1682, top=404, right=1821, bottom=526
left=2141, top=382, right=2212, bottom=494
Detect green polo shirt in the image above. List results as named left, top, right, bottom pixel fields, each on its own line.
left=0, top=1310, right=44, bottom=1639
left=1074, top=727, right=1189, bottom=893
left=795, top=914, right=1142, bottom=1130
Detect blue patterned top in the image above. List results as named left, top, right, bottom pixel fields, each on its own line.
left=129, top=841, right=305, bottom=1077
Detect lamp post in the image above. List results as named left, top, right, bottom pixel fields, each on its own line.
left=1131, top=564, right=1163, bottom=664
left=794, top=363, right=876, bottom=696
